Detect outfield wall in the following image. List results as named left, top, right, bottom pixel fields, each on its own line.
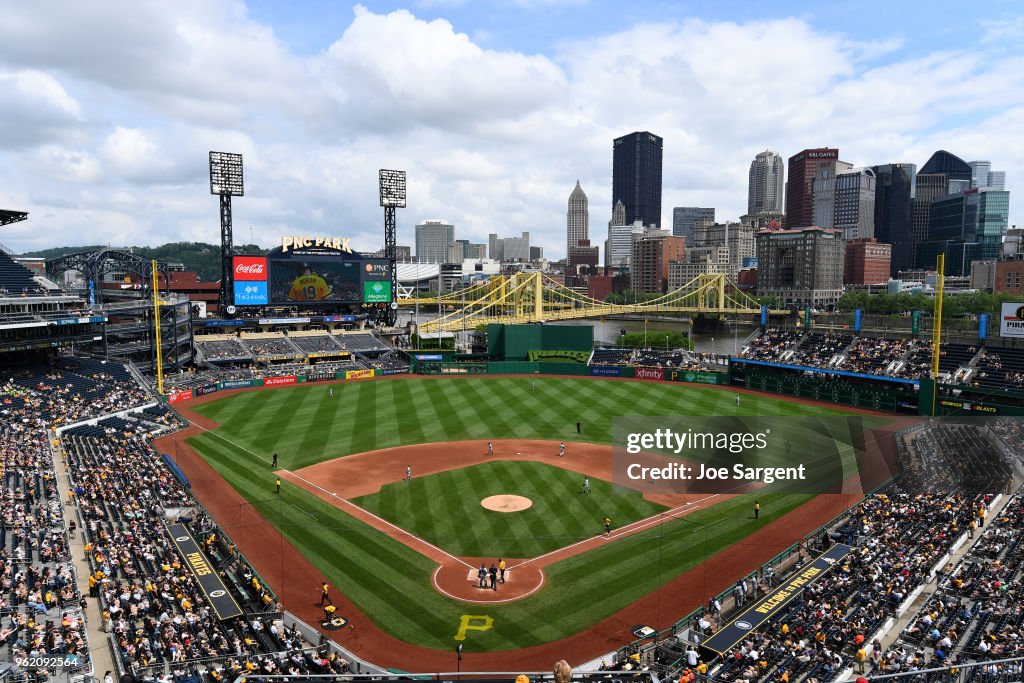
left=728, top=359, right=920, bottom=413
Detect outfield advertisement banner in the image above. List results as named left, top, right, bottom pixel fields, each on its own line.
left=634, top=367, right=665, bottom=381
left=219, top=379, right=260, bottom=390
left=195, top=383, right=219, bottom=397
left=590, top=366, right=623, bottom=377
left=346, top=369, right=374, bottom=380
left=634, top=368, right=723, bottom=384
left=264, top=376, right=297, bottom=386
left=701, top=543, right=854, bottom=656
left=666, top=370, right=721, bottom=385
left=610, top=415, right=898, bottom=495
left=168, top=390, right=193, bottom=404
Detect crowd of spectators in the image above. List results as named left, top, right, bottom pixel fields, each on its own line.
left=843, top=338, right=912, bottom=375
left=0, top=394, right=89, bottom=681
left=3, top=358, right=151, bottom=425
left=0, top=356, right=341, bottom=681
left=789, top=333, right=853, bottom=368
left=241, top=338, right=298, bottom=358
left=287, top=334, right=344, bottom=355
left=904, top=424, right=1016, bottom=495
left=194, top=340, right=252, bottom=362
left=51, top=380, right=343, bottom=677
left=363, top=352, right=410, bottom=372
left=698, top=491, right=983, bottom=683
left=875, top=494, right=1024, bottom=676
left=739, top=328, right=802, bottom=362
left=890, top=340, right=932, bottom=379
left=970, top=347, right=1024, bottom=390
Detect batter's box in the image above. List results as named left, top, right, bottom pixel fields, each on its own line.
left=466, top=568, right=511, bottom=583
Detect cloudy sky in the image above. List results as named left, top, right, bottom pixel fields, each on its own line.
left=1, top=0, right=1022, bottom=260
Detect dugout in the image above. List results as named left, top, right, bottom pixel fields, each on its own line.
left=487, top=323, right=593, bottom=360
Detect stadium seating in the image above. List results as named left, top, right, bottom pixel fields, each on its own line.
left=842, top=337, right=911, bottom=375
left=0, top=417, right=88, bottom=681
left=590, top=348, right=633, bottom=365
left=195, top=338, right=254, bottom=363
left=338, top=333, right=390, bottom=353
left=286, top=333, right=346, bottom=355
left=970, top=346, right=1024, bottom=390
left=738, top=328, right=802, bottom=362
left=0, top=251, right=49, bottom=295
left=937, top=343, right=979, bottom=376
left=789, top=332, right=853, bottom=368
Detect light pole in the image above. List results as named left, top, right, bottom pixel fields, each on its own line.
left=378, top=169, right=407, bottom=327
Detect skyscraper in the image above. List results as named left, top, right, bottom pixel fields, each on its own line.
left=415, top=219, right=454, bottom=263
left=969, top=160, right=1007, bottom=190
left=913, top=151, right=973, bottom=268
left=672, top=207, right=715, bottom=245
left=567, top=181, right=589, bottom=258
left=756, top=227, right=845, bottom=307
left=834, top=168, right=876, bottom=240
left=812, top=161, right=853, bottom=228
left=919, top=188, right=1010, bottom=277
left=612, top=131, right=663, bottom=229
left=748, top=150, right=785, bottom=215
left=872, top=163, right=917, bottom=275
left=784, top=148, right=840, bottom=229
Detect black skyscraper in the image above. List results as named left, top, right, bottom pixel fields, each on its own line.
left=613, top=131, right=663, bottom=229
left=872, top=163, right=916, bottom=276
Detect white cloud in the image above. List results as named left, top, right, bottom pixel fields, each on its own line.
left=316, top=7, right=567, bottom=134
left=0, top=70, right=84, bottom=148
left=0, top=3, right=1021, bottom=258
left=22, top=145, right=103, bottom=184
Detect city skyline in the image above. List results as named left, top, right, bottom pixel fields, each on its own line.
left=0, top=1, right=1022, bottom=260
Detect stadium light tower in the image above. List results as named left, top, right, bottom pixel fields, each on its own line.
left=379, top=169, right=406, bottom=327
left=210, top=151, right=244, bottom=312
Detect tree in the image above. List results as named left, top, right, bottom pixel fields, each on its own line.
left=616, top=331, right=693, bottom=350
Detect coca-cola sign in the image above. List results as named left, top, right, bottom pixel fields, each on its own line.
left=233, top=256, right=267, bottom=281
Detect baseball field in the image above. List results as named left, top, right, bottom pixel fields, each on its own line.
left=173, top=375, right=883, bottom=666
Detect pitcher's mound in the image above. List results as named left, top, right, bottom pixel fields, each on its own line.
left=481, top=494, right=533, bottom=512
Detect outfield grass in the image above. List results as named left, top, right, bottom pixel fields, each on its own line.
left=187, top=377, right=856, bottom=651
left=190, top=377, right=853, bottom=471
left=353, top=461, right=667, bottom=557
left=191, top=430, right=812, bottom=650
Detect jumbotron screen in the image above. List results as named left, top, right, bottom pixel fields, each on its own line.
left=267, top=257, right=392, bottom=305
left=269, top=257, right=362, bottom=304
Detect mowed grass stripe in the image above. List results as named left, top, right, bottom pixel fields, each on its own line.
left=187, top=377, right=872, bottom=650
left=354, top=461, right=666, bottom=557
left=389, top=379, right=428, bottom=447
left=196, top=431, right=826, bottom=650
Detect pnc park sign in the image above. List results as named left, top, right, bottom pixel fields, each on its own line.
left=281, top=235, right=354, bottom=253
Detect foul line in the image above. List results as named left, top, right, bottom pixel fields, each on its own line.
left=283, top=469, right=476, bottom=571
left=509, top=491, right=723, bottom=570
left=187, top=416, right=474, bottom=571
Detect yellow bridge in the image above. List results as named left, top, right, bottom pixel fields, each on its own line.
left=402, top=272, right=780, bottom=333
